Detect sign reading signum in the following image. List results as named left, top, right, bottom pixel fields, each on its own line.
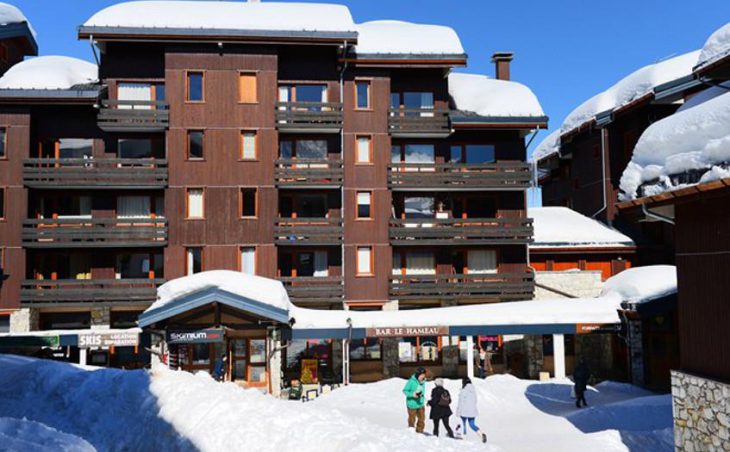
left=78, top=332, right=139, bottom=349
left=366, top=326, right=449, bottom=338
left=167, top=328, right=224, bottom=344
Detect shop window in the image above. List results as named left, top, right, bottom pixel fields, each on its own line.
left=240, top=131, right=257, bottom=160
left=239, top=72, right=257, bottom=103
left=398, top=336, right=439, bottom=363
left=356, top=136, right=371, bottom=163
left=186, top=247, right=202, bottom=275
left=186, top=188, right=204, bottom=219
left=350, top=338, right=382, bottom=360
left=187, top=71, right=204, bottom=101
left=0, top=315, right=9, bottom=333
left=542, top=334, right=576, bottom=356
left=355, top=80, right=370, bottom=109
left=192, top=343, right=210, bottom=365
left=241, top=247, right=255, bottom=275
left=356, top=192, right=371, bottom=219
left=187, top=130, right=204, bottom=160
left=240, top=188, right=257, bottom=218
left=39, top=312, right=91, bottom=330
left=356, top=247, right=373, bottom=276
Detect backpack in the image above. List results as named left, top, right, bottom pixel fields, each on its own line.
left=438, top=389, right=451, bottom=407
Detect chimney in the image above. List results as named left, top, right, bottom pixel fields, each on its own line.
left=492, top=52, right=514, bottom=81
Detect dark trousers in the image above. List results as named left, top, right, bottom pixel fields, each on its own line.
left=575, top=388, right=587, bottom=407
left=433, top=415, right=454, bottom=437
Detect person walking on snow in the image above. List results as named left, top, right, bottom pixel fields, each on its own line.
left=402, top=367, right=427, bottom=433
left=573, top=359, right=590, bottom=408
left=456, top=377, right=487, bottom=443
left=427, top=378, right=454, bottom=438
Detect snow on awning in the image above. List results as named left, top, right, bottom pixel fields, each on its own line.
left=696, top=22, right=730, bottom=72
left=531, top=130, right=561, bottom=163
left=529, top=207, right=634, bottom=249
left=601, top=265, right=677, bottom=305
left=353, top=20, right=464, bottom=58
left=0, top=56, right=98, bottom=91
left=448, top=72, right=546, bottom=122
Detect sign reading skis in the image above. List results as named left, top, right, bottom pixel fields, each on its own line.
left=78, top=332, right=139, bottom=349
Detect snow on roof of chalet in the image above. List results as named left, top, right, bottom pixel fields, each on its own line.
left=696, top=22, right=730, bottom=71
left=83, top=1, right=356, bottom=34
left=0, top=56, right=98, bottom=90
left=618, top=88, right=730, bottom=200
left=0, top=2, right=36, bottom=38
left=448, top=72, right=546, bottom=118
left=531, top=130, right=561, bottom=162
left=354, top=20, right=464, bottom=56
left=529, top=207, right=634, bottom=248
left=561, top=50, right=700, bottom=135
left=601, top=265, right=677, bottom=304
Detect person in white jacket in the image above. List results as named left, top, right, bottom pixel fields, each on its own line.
left=456, top=377, right=487, bottom=443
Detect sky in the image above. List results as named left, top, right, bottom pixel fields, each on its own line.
left=8, top=0, right=730, bottom=205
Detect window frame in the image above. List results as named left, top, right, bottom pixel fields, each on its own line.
left=354, top=79, right=372, bottom=110
left=239, top=246, right=257, bottom=275
left=0, top=186, right=5, bottom=221
left=0, top=127, right=7, bottom=160
left=239, top=187, right=258, bottom=219
left=186, top=130, right=205, bottom=161
left=449, top=143, right=497, bottom=165
left=239, top=130, right=258, bottom=161
left=355, top=191, right=373, bottom=220
left=185, top=246, right=204, bottom=276
left=238, top=71, right=258, bottom=104
left=355, top=246, right=374, bottom=277
left=355, top=135, right=373, bottom=165
left=185, top=70, right=205, bottom=103
left=185, top=187, right=205, bottom=220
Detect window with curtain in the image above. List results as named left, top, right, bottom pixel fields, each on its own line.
left=392, top=251, right=402, bottom=276
left=188, top=131, right=204, bottom=160
left=117, top=83, right=152, bottom=109
left=241, top=247, right=255, bottom=275
left=405, top=251, right=435, bottom=275
left=239, top=73, right=257, bottom=103
left=356, top=136, right=371, bottom=163
left=314, top=251, right=328, bottom=277
left=467, top=250, right=497, bottom=274
left=241, top=131, right=257, bottom=160
left=187, top=72, right=204, bottom=101
left=117, top=196, right=151, bottom=219
left=240, top=188, right=257, bottom=217
left=187, top=189, right=204, bottom=218
left=356, top=247, right=372, bottom=275
left=356, top=192, right=371, bottom=219
left=187, top=247, right=202, bottom=275
left=355, top=80, right=370, bottom=109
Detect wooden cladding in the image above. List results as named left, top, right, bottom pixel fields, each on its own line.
left=280, top=276, right=344, bottom=306
left=20, top=278, right=165, bottom=307
left=97, top=99, right=170, bottom=132
left=388, top=108, right=450, bottom=137
left=389, top=218, right=533, bottom=245
left=274, top=217, right=343, bottom=245
left=22, top=218, right=168, bottom=248
left=389, top=272, right=535, bottom=301
left=275, top=102, right=343, bottom=132
left=274, top=159, right=343, bottom=187
left=23, top=159, right=168, bottom=189
left=388, top=162, right=532, bottom=190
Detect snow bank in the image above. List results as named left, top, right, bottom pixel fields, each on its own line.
left=561, top=50, right=700, bottom=134
left=529, top=206, right=634, bottom=248
left=0, top=56, right=97, bottom=90
left=84, top=1, right=356, bottom=33
left=601, top=265, right=677, bottom=303
left=0, top=3, right=35, bottom=38
left=354, top=20, right=463, bottom=55
left=448, top=72, right=545, bottom=118
left=531, top=130, right=561, bottom=162
left=0, top=417, right=95, bottom=452
left=697, top=22, right=730, bottom=70
left=618, top=88, right=730, bottom=200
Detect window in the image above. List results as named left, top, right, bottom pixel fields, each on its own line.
left=187, top=72, right=204, bottom=102
left=186, top=247, right=203, bottom=275
left=391, top=92, right=434, bottom=116
left=118, top=138, right=164, bottom=159
left=405, top=251, right=435, bottom=275
left=117, top=196, right=151, bottom=219
left=0, top=127, right=6, bottom=158
left=356, top=246, right=373, bottom=276
left=240, top=131, right=257, bottom=160
left=241, top=247, right=256, bottom=275
left=0, top=187, right=4, bottom=219
left=467, top=250, right=497, bottom=274
left=391, top=144, right=435, bottom=164
left=239, top=73, right=257, bottom=103
left=350, top=338, right=381, bottom=360
left=356, top=136, right=371, bottom=163
left=451, top=144, right=495, bottom=164
left=355, top=80, right=370, bottom=109
left=0, top=315, right=9, bottom=333
left=187, top=131, right=204, bottom=160
left=280, top=139, right=327, bottom=159
left=356, top=192, right=372, bottom=219
left=398, top=337, right=440, bottom=363
left=117, top=253, right=152, bottom=279
left=186, top=188, right=204, bottom=219
left=240, top=188, right=257, bottom=218
left=403, top=197, right=434, bottom=219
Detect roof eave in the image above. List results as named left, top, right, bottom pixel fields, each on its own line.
left=343, top=52, right=467, bottom=67
left=451, top=114, right=548, bottom=129
left=0, top=88, right=100, bottom=105
left=616, top=176, right=730, bottom=210
left=0, top=22, right=38, bottom=55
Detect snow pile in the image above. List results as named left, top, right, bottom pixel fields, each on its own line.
left=83, top=1, right=356, bottom=33
left=601, top=265, right=677, bottom=303
left=354, top=20, right=463, bottom=55
left=0, top=56, right=97, bottom=90
left=0, top=2, right=35, bottom=38
left=529, top=207, right=634, bottom=248
left=0, top=417, right=95, bottom=452
left=697, top=22, right=730, bottom=70
left=531, top=130, right=561, bottom=162
left=618, top=88, right=730, bottom=200
left=561, top=50, right=700, bottom=134
left=448, top=72, right=546, bottom=118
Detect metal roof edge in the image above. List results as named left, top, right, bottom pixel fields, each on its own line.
left=0, top=89, right=99, bottom=99
left=78, top=25, right=358, bottom=42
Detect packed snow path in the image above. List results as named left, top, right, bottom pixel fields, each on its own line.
left=0, top=355, right=672, bottom=451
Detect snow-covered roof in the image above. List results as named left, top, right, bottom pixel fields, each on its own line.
left=448, top=72, right=546, bottom=118
left=531, top=130, right=561, bottom=162
left=529, top=207, right=634, bottom=248
left=561, top=50, right=700, bottom=135
left=354, top=20, right=464, bottom=56
left=601, top=265, right=677, bottom=304
left=696, top=22, right=730, bottom=71
left=0, top=2, right=36, bottom=38
left=0, top=56, right=98, bottom=90
left=619, top=88, right=730, bottom=200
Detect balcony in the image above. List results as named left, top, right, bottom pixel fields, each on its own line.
left=20, top=278, right=165, bottom=307
left=389, top=272, right=535, bottom=302
left=275, top=102, right=343, bottom=133
left=23, top=158, right=168, bottom=189
left=389, top=218, right=533, bottom=245
left=97, top=99, right=170, bottom=132
left=274, top=218, right=343, bottom=245
left=280, top=276, right=344, bottom=306
left=387, top=162, right=532, bottom=191
left=274, top=159, right=343, bottom=188
left=22, top=218, right=168, bottom=248
left=388, top=108, right=451, bottom=138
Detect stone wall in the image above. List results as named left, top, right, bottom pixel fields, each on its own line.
left=672, top=370, right=730, bottom=451
left=627, top=319, right=645, bottom=386
left=9, top=308, right=37, bottom=333
left=534, top=271, right=603, bottom=300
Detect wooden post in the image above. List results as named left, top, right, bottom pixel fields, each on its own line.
left=466, top=336, right=475, bottom=378
left=553, top=334, right=566, bottom=379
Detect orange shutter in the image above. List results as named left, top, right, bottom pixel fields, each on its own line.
left=239, top=74, right=257, bottom=103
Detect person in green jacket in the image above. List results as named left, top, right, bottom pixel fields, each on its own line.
left=402, top=367, right=427, bottom=433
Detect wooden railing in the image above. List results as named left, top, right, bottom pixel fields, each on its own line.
left=20, top=278, right=165, bottom=306
left=274, top=159, right=343, bottom=187
left=275, top=102, right=343, bottom=131
left=23, top=158, right=168, bottom=189
left=388, top=108, right=450, bottom=136
left=387, top=162, right=531, bottom=189
left=279, top=276, right=344, bottom=306
left=389, top=218, right=533, bottom=245
left=389, top=272, right=535, bottom=301
left=98, top=99, right=169, bottom=132
left=274, top=217, right=343, bottom=245
left=22, top=218, right=168, bottom=248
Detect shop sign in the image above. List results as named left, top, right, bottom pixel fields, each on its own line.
left=366, top=326, right=449, bottom=338
left=167, top=328, right=224, bottom=344
left=576, top=323, right=620, bottom=334
left=78, top=332, right=139, bottom=349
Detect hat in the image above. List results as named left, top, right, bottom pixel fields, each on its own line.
left=434, top=378, right=444, bottom=387
left=416, top=367, right=427, bottom=376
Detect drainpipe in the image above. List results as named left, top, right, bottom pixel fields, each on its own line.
left=89, top=35, right=100, bottom=67
left=339, top=41, right=348, bottom=311
left=591, top=128, right=608, bottom=220
left=641, top=203, right=674, bottom=225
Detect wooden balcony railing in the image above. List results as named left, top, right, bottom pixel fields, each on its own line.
left=280, top=276, right=344, bottom=306
left=275, top=102, right=343, bottom=132
left=388, top=108, right=450, bottom=137
left=389, top=218, right=533, bottom=245
left=22, top=218, right=168, bottom=248
left=387, top=162, right=532, bottom=190
left=98, top=99, right=170, bottom=132
left=23, top=158, right=168, bottom=189
left=20, top=278, right=165, bottom=306
left=274, top=159, right=343, bottom=187
left=274, top=218, right=343, bottom=245
left=389, top=272, right=535, bottom=301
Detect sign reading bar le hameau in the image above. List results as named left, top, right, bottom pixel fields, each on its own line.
left=366, top=326, right=449, bottom=338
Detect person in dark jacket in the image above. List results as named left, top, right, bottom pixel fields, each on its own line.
left=427, top=378, right=454, bottom=438
left=213, top=353, right=227, bottom=382
left=573, top=359, right=590, bottom=408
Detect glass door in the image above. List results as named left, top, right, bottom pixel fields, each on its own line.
left=230, top=339, right=248, bottom=382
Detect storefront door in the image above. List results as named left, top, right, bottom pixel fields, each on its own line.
left=228, top=338, right=268, bottom=388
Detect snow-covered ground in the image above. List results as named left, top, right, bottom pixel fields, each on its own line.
left=0, top=354, right=672, bottom=452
